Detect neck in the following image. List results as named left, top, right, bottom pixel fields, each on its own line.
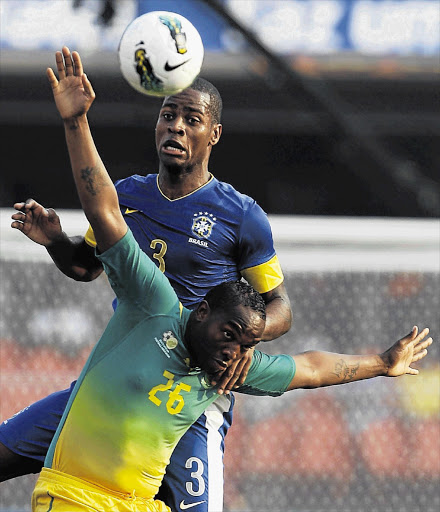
left=158, top=165, right=211, bottom=200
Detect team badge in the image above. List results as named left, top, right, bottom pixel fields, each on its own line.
left=163, top=331, right=178, bottom=350
left=192, top=212, right=216, bottom=239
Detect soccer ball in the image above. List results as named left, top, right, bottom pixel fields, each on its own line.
left=118, top=11, right=204, bottom=97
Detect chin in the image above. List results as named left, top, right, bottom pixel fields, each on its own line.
left=163, top=161, right=186, bottom=174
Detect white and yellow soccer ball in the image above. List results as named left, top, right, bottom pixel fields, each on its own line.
left=118, top=11, right=204, bottom=97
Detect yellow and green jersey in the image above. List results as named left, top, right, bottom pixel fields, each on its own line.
left=45, top=229, right=294, bottom=498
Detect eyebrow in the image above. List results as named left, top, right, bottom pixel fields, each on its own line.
left=227, top=320, right=244, bottom=335
left=161, top=102, right=206, bottom=116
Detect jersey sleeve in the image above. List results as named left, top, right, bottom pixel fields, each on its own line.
left=96, top=229, right=179, bottom=316
left=236, top=350, right=295, bottom=396
left=238, top=202, right=284, bottom=294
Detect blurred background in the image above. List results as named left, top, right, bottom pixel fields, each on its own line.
left=1, top=1, right=439, bottom=511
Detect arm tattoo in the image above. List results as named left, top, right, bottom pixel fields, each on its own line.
left=80, top=166, right=98, bottom=196
left=332, top=359, right=360, bottom=382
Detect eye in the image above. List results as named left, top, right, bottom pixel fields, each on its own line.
left=223, top=330, right=233, bottom=340
left=162, top=112, right=173, bottom=120
left=187, top=116, right=200, bottom=125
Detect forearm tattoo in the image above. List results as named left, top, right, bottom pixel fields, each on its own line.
left=80, top=166, right=98, bottom=196
left=332, top=359, right=360, bottom=381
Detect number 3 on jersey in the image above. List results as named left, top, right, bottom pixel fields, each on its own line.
left=150, top=239, right=167, bottom=272
left=149, top=370, right=191, bottom=415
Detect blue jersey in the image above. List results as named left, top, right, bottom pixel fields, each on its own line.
left=85, top=174, right=284, bottom=308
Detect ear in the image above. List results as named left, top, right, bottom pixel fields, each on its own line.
left=209, top=123, right=222, bottom=147
left=195, top=300, right=211, bottom=321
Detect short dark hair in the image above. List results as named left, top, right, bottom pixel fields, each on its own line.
left=190, top=77, right=223, bottom=125
left=204, top=281, right=266, bottom=321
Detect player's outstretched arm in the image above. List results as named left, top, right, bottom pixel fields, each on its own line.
left=47, top=47, right=126, bottom=252
left=287, top=326, right=432, bottom=391
left=11, top=198, right=103, bottom=281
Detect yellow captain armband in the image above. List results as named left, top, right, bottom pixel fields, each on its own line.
left=84, top=225, right=97, bottom=248
left=240, top=255, right=284, bottom=294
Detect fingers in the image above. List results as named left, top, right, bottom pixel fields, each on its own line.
left=62, top=46, right=74, bottom=76
left=11, top=199, right=48, bottom=228
left=212, top=366, right=236, bottom=395
left=48, top=47, right=82, bottom=84
left=11, top=219, right=25, bottom=232
left=54, top=50, right=65, bottom=80
left=412, top=336, right=432, bottom=358
left=13, top=198, right=40, bottom=212
left=408, top=327, right=433, bottom=374
left=46, top=67, right=58, bottom=89
left=72, top=51, right=83, bottom=76
left=82, top=73, right=96, bottom=100
left=401, top=326, right=429, bottom=346
left=213, top=351, right=254, bottom=395
left=414, top=327, right=430, bottom=343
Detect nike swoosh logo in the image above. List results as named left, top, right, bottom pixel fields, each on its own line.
left=165, top=59, right=191, bottom=71
left=124, top=208, right=138, bottom=214
left=179, top=500, right=206, bottom=510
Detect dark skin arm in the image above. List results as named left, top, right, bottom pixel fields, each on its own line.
left=11, top=199, right=103, bottom=282
left=47, top=235, right=103, bottom=281
left=288, top=327, right=432, bottom=390
left=260, top=282, right=292, bottom=341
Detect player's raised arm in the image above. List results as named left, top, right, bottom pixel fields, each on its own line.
left=47, top=47, right=126, bottom=252
left=287, top=326, right=432, bottom=391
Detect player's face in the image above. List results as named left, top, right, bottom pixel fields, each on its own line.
left=189, top=303, right=265, bottom=378
left=155, top=88, right=220, bottom=172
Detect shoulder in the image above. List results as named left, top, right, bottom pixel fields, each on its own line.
left=115, top=173, right=157, bottom=192
left=208, top=177, right=263, bottom=216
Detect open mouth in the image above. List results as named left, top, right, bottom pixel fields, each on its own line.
left=162, top=139, right=185, bottom=156
left=213, top=359, right=228, bottom=371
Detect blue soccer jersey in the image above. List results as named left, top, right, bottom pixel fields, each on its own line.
left=85, top=173, right=284, bottom=307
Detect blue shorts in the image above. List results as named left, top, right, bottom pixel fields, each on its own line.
left=0, top=383, right=234, bottom=512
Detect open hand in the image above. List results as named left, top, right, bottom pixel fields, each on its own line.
left=46, top=46, right=95, bottom=121
left=381, top=326, right=432, bottom=377
left=211, top=347, right=255, bottom=395
left=11, top=199, right=62, bottom=246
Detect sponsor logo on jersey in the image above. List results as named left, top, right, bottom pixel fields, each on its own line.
left=191, top=211, right=216, bottom=239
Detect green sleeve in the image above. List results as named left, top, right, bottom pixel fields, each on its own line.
left=236, top=351, right=296, bottom=397
left=97, top=229, right=178, bottom=315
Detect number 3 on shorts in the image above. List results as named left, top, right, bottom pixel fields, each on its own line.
left=185, top=456, right=205, bottom=496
